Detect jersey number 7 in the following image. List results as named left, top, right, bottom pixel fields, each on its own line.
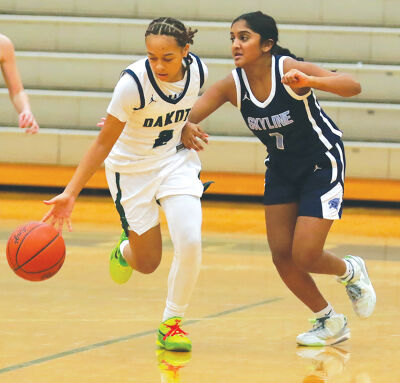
left=269, top=132, right=284, bottom=150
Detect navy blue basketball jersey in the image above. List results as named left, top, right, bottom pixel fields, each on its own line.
left=232, top=55, right=343, bottom=171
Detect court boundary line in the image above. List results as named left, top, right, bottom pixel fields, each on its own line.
left=0, top=297, right=282, bottom=374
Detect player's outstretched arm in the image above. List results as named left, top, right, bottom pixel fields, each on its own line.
left=0, top=34, right=39, bottom=134
left=42, top=114, right=125, bottom=232
left=282, top=58, right=361, bottom=97
left=182, top=74, right=236, bottom=151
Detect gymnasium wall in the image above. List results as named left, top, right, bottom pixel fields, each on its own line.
left=0, top=1, right=399, bottom=202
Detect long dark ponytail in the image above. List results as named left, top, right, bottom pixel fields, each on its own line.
left=232, top=11, right=303, bottom=61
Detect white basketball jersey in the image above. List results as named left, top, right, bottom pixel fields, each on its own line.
left=105, top=53, right=207, bottom=173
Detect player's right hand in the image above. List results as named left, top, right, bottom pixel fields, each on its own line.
left=181, top=121, right=209, bottom=152
left=42, top=192, right=76, bottom=233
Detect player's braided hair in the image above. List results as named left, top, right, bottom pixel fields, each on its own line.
left=232, top=11, right=303, bottom=61
left=145, top=17, right=197, bottom=64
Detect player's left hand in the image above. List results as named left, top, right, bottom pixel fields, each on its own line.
left=181, top=121, right=209, bottom=152
left=19, top=110, right=39, bottom=134
left=97, top=117, right=106, bottom=128
left=282, top=69, right=311, bottom=89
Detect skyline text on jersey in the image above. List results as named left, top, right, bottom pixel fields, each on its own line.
left=247, top=110, right=294, bottom=131
left=143, top=108, right=191, bottom=128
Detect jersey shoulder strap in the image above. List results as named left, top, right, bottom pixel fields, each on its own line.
left=121, top=68, right=145, bottom=110
left=189, top=52, right=205, bottom=90
left=232, top=68, right=248, bottom=110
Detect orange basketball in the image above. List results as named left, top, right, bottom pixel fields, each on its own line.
left=6, top=221, right=66, bottom=281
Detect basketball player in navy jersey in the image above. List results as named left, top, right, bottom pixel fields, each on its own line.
left=183, top=11, right=376, bottom=346
left=0, top=33, right=39, bottom=133
left=43, top=17, right=209, bottom=352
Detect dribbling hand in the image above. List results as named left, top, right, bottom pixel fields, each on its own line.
left=181, top=121, right=209, bottom=152
left=42, top=192, right=76, bottom=233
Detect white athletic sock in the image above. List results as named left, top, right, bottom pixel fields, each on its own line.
left=159, top=195, right=202, bottom=322
left=314, top=303, right=336, bottom=319
left=339, top=258, right=354, bottom=281
left=162, top=293, right=187, bottom=321
left=119, top=240, right=129, bottom=260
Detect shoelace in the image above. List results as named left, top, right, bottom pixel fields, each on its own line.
left=346, top=284, right=362, bottom=300
left=309, top=316, right=328, bottom=333
left=163, top=319, right=188, bottom=340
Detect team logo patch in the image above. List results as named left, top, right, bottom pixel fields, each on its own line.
left=314, top=164, right=322, bottom=172
left=328, top=198, right=341, bottom=210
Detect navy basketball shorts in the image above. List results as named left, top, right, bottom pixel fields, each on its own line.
left=263, top=142, right=346, bottom=220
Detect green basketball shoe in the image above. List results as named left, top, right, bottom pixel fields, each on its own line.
left=109, top=231, right=132, bottom=284
left=156, top=317, right=192, bottom=352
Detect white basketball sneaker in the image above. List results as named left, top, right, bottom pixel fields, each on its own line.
left=339, top=255, right=376, bottom=319
left=296, top=314, right=350, bottom=347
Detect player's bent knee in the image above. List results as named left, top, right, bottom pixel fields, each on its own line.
left=271, top=250, right=292, bottom=268
left=292, top=249, right=318, bottom=271
left=175, top=233, right=201, bottom=258
left=182, top=237, right=201, bottom=254
left=138, top=266, right=158, bottom=274
left=134, top=249, right=162, bottom=274
left=135, top=259, right=160, bottom=274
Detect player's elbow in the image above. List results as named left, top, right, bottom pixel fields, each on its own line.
left=341, top=77, right=361, bottom=97
left=349, top=81, right=361, bottom=96
left=339, top=84, right=361, bottom=98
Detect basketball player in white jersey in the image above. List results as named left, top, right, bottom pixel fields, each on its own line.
left=0, top=33, right=39, bottom=133
left=42, top=17, right=208, bottom=352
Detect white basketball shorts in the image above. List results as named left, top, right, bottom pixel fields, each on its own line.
left=105, top=149, right=203, bottom=235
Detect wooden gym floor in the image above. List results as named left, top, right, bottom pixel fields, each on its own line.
left=0, top=191, right=399, bottom=382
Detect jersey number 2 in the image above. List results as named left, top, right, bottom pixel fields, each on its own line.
left=153, top=129, right=173, bottom=148
left=270, top=132, right=284, bottom=150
